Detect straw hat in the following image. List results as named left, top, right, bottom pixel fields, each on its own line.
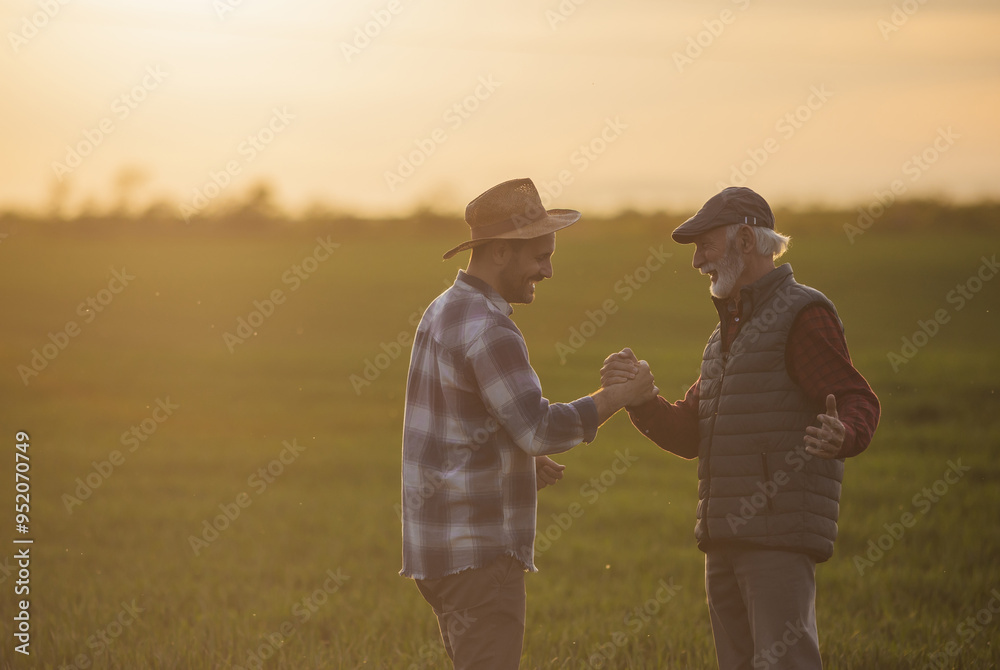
left=442, top=178, right=582, bottom=260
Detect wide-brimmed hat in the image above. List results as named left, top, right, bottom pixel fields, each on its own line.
left=442, top=178, right=582, bottom=260
left=671, top=186, right=774, bottom=243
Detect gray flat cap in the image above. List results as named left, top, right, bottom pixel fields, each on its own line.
left=672, top=187, right=774, bottom=243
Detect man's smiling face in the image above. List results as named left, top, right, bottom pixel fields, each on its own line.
left=497, top=233, right=556, bottom=304
left=691, top=225, right=745, bottom=299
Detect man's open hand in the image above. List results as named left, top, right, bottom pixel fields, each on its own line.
left=804, top=394, right=845, bottom=459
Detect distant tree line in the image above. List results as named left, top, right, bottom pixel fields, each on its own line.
left=1, top=174, right=996, bottom=238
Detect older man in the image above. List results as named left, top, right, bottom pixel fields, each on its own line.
left=602, top=187, right=880, bottom=670
left=401, top=178, right=656, bottom=670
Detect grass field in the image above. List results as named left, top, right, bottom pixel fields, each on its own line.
left=0, top=219, right=998, bottom=669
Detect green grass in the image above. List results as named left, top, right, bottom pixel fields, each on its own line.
left=0, top=222, right=998, bottom=669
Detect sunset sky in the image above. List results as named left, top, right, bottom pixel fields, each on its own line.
left=2, top=0, right=999, bottom=217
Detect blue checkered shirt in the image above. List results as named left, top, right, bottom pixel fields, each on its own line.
left=400, top=271, right=599, bottom=580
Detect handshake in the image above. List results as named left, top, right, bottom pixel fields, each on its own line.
left=600, top=347, right=659, bottom=410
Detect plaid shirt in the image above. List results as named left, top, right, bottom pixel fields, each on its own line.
left=400, top=271, right=599, bottom=580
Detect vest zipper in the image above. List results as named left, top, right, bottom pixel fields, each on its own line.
left=703, top=350, right=729, bottom=541
left=760, top=453, right=774, bottom=512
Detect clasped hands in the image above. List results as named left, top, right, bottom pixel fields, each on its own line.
left=601, top=347, right=659, bottom=408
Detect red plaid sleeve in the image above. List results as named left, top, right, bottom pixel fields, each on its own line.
left=787, top=304, right=881, bottom=458
left=626, top=380, right=700, bottom=459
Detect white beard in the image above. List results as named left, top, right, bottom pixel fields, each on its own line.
left=703, top=240, right=745, bottom=299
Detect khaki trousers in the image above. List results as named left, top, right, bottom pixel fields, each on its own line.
left=415, top=554, right=526, bottom=670
left=706, top=547, right=823, bottom=670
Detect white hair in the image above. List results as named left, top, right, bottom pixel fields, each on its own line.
left=726, top=224, right=791, bottom=261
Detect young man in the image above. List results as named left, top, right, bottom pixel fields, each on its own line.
left=401, top=178, right=656, bottom=669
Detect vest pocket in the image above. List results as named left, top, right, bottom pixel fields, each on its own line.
left=760, top=453, right=775, bottom=513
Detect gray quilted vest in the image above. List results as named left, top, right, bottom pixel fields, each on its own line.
left=696, top=264, right=845, bottom=561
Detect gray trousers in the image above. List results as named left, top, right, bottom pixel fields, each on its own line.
left=414, top=554, right=526, bottom=670
left=706, top=547, right=823, bottom=670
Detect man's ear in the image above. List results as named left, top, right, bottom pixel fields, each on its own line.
left=490, top=239, right=513, bottom=265
left=738, top=225, right=756, bottom=254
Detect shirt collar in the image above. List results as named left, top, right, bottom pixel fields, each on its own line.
left=712, top=263, right=793, bottom=321
left=455, top=270, right=513, bottom=316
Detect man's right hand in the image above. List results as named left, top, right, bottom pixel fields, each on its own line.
left=591, top=348, right=658, bottom=424
left=603, top=348, right=658, bottom=403
left=602, top=348, right=640, bottom=387
left=623, top=359, right=658, bottom=406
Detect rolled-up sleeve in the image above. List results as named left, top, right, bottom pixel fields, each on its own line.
left=467, top=321, right=598, bottom=456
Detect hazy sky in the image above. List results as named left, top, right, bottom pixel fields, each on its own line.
left=3, top=0, right=999, bottom=216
